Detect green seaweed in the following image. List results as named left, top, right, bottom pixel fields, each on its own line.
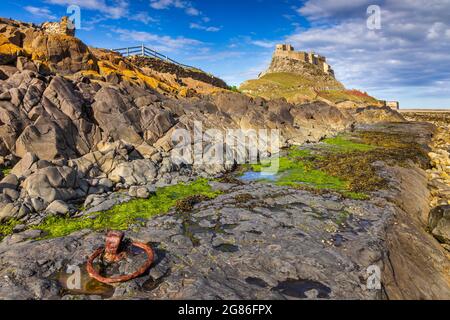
left=323, top=136, right=375, bottom=152
left=248, top=146, right=365, bottom=198
left=0, top=219, right=21, bottom=239
left=246, top=144, right=370, bottom=200
left=33, top=179, right=221, bottom=239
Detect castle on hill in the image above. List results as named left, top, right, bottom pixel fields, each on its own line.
left=274, top=44, right=335, bottom=77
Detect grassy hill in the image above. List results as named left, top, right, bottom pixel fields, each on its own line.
left=240, top=72, right=380, bottom=106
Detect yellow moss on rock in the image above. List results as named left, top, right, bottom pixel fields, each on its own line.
left=98, top=60, right=118, bottom=75
left=99, top=60, right=175, bottom=92
left=0, top=35, right=25, bottom=62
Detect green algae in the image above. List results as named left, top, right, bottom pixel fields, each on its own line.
left=322, top=136, right=375, bottom=152
left=33, top=179, right=221, bottom=239
left=245, top=129, right=428, bottom=200
left=248, top=146, right=367, bottom=199
left=243, top=131, right=405, bottom=199
left=1, top=167, right=11, bottom=176
left=0, top=219, right=21, bottom=239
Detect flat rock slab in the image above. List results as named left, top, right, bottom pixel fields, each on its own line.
left=0, top=183, right=391, bottom=300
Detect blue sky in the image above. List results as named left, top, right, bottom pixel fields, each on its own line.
left=2, top=0, right=450, bottom=109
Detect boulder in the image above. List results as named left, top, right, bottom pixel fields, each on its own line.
left=129, top=186, right=152, bottom=199
left=136, top=187, right=151, bottom=199
left=98, top=178, right=113, bottom=190
left=16, top=56, right=37, bottom=72
left=11, top=152, right=37, bottom=176
left=92, top=87, right=143, bottom=146
left=429, top=205, right=450, bottom=244
left=46, top=200, right=70, bottom=215
left=30, top=197, right=46, bottom=212
left=3, top=188, right=19, bottom=201
left=135, top=143, right=158, bottom=159
left=43, top=76, right=84, bottom=120
left=23, top=166, right=82, bottom=203
left=109, top=159, right=157, bottom=185
left=0, top=203, right=19, bottom=222
left=0, top=65, right=18, bottom=78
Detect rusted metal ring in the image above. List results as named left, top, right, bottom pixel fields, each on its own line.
left=87, top=242, right=154, bottom=284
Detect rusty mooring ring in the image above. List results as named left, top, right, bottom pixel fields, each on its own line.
left=87, top=231, right=154, bottom=284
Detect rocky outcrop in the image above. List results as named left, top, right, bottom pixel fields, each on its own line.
left=343, top=106, right=406, bottom=124
left=0, top=18, right=97, bottom=75
left=23, top=165, right=84, bottom=204
left=402, top=111, right=450, bottom=246
left=129, top=56, right=228, bottom=89
left=429, top=206, right=450, bottom=245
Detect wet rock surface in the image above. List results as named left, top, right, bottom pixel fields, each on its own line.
left=0, top=183, right=389, bottom=300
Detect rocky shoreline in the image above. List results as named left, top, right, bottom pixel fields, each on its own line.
left=1, top=122, right=449, bottom=300
left=402, top=111, right=450, bottom=250
left=1, top=16, right=449, bottom=300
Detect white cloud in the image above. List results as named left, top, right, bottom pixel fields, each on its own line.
left=129, top=12, right=158, bottom=24
left=185, top=7, right=200, bottom=16
left=112, top=28, right=202, bottom=52
left=298, top=0, right=373, bottom=20
left=45, top=0, right=129, bottom=19
left=250, top=40, right=278, bottom=48
left=190, top=23, right=221, bottom=32
left=24, top=6, right=57, bottom=20
left=150, top=0, right=201, bottom=16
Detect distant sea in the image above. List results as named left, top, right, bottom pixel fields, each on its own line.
left=399, top=109, right=450, bottom=113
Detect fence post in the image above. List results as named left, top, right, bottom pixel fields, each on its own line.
left=126, top=47, right=129, bottom=56
left=141, top=44, right=145, bottom=56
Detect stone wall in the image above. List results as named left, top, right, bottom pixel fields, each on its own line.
left=380, top=101, right=400, bottom=110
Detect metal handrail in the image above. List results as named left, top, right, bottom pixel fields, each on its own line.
left=111, top=45, right=205, bottom=73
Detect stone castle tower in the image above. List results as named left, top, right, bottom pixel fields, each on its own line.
left=274, top=44, right=335, bottom=77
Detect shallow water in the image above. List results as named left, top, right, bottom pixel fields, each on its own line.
left=55, top=243, right=154, bottom=298
left=55, top=265, right=115, bottom=298
left=272, top=278, right=331, bottom=299
left=239, top=171, right=277, bottom=182
left=245, top=277, right=268, bottom=288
